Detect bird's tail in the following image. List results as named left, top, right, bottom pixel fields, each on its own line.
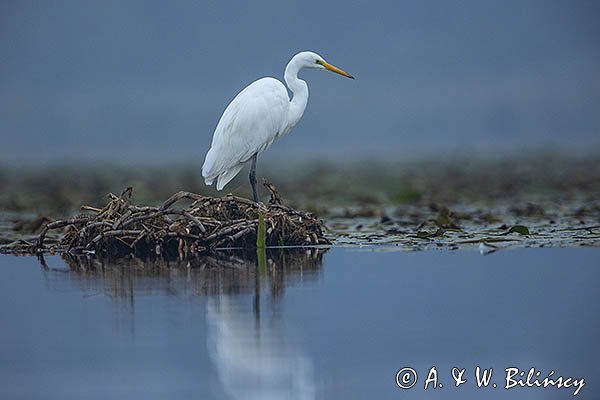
left=202, top=149, right=217, bottom=186
left=202, top=148, right=245, bottom=190
left=216, top=164, right=244, bottom=190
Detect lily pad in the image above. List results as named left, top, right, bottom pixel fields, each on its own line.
left=507, top=225, right=530, bottom=235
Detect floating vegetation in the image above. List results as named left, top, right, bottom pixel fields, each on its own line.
left=328, top=203, right=600, bottom=250
left=1, top=187, right=330, bottom=257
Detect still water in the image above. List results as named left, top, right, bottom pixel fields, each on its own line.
left=0, top=248, right=598, bottom=399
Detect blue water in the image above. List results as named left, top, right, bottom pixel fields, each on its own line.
left=0, top=248, right=598, bottom=399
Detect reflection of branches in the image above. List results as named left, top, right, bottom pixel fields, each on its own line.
left=39, top=248, right=327, bottom=302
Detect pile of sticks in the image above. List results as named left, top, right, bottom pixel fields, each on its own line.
left=34, top=188, right=330, bottom=257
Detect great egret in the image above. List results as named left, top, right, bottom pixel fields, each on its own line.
left=202, top=51, right=354, bottom=202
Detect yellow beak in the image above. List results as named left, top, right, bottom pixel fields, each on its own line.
left=318, top=60, right=354, bottom=79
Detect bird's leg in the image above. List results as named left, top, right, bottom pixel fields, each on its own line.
left=249, top=153, right=259, bottom=202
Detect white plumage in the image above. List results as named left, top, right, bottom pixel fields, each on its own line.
left=202, top=51, right=353, bottom=201
left=202, top=78, right=290, bottom=190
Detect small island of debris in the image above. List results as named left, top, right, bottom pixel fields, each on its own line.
left=3, top=187, right=329, bottom=257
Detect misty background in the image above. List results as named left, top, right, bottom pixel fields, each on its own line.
left=1, top=0, right=599, bottom=166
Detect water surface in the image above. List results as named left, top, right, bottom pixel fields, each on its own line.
left=0, top=248, right=598, bottom=399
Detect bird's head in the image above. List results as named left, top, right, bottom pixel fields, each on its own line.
left=294, top=51, right=354, bottom=79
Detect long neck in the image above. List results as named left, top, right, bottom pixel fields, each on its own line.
left=284, top=58, right=309, bottom=129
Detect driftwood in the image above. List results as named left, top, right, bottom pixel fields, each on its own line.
left=9, top=187, right=329, bottom=257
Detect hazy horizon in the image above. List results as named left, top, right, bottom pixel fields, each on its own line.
left=1, top=1, right=599, bottom=164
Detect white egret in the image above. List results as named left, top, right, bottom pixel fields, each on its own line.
left=202, top=51, right=354, bottom=202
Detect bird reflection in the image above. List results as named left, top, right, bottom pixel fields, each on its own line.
left=207, top=295, right=315, bottom=400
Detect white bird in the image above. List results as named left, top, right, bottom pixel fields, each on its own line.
left=202, top=51, right=354, bottom=202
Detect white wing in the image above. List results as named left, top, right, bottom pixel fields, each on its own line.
left=202, top=77, right=290, bottom=190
